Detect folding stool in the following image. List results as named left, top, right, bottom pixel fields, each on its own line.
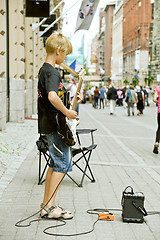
left=36, top=134, right=50, bottom=184
left=36, top=129, right=97, bottom=187
left=67, top=128, right=97, bottom=187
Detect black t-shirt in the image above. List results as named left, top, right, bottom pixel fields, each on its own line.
left=38, top=63, right=65, bottom=134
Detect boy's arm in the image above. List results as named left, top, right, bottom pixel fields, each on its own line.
left=48, top=91, right=77, bottom=119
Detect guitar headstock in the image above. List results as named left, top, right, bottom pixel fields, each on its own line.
left=78, top=69, right=86, bottom=80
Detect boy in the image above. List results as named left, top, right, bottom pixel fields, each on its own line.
left=38, top=32, right=80, bottom=219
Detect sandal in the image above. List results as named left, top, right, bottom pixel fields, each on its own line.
left=40, top=203, right=49, bottom=218
left=47, top=206, right=73, bottom=219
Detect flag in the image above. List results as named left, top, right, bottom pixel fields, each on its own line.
left=69, top=59, right=77, bottom=70
left=75, top=0, right=100, bottom=33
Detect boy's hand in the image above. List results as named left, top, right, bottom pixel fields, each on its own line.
left=66, top=109, right=77, bottom=119
left=77, top=92, right=83, bottom=103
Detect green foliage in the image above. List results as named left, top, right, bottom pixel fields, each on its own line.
left=132, top=77, right=139, bottom=87
left=144, top=75, right=154, bottom=86
left=123, top=78, right=129, bottom=86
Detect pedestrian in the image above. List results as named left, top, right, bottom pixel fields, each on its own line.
left=37, top=32, right=82, bottom=219
left=67, top=77, right=83, bottom=115
left=107, top=83, right=117, bottom=115
left=117, top=87, right=123, bottom=106
left=140, top=86, right=147, bottom=109
left=148, top=87, right=154, bottom=105
left=91, top=86, right=95, bottom=107
left=125, top=85, right=137, bottom=116
left=85, top=87, right=91, bottom=102
left=136, top=86, right=144, bottom=115
left=99, top=85, right=106, bottom=109
left=153, top=85, right=160, bottom=154
left=94, top=86, right=100, bottom=109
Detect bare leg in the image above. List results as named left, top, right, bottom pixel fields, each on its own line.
left=42, top=167, right=53, bottom=205
left=42, top=167, right=65, bottom=208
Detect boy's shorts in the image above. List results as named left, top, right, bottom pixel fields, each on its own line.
left=46, top=133, right=72, bottom=172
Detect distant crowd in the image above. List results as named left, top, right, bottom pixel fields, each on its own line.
left=83, top=84, right=154, bottom=116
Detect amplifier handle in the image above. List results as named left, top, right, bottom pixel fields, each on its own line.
left=123, top=186, right=134, bottom=194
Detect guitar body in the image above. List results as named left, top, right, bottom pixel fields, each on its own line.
left=56, top=112, right=79, bottom=146
left=56, top=64, right=86, bottom=146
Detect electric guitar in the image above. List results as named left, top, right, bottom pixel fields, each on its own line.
left=56, top=63, right=86, bottom=146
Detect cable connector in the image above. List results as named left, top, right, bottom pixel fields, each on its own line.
left=98, top=212, right=114, bottom=221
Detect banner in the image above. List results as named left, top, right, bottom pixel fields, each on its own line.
left=75, top=0, right=100, bottom=32
left=69, top=59, right=77, bottom=70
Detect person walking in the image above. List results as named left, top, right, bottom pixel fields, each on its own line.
left=37, top=32, right=82, bottom=219
left=136, top=86, right=144, bottom=115
left=117, top=87, right=123, bottom=106
left=67, top=77, right=83, bottom=115
left=91, top=86, right=95, bottom=108
left=107, top=83, right=117, bottom=115
left=125, top=85, right=137, bottom=116
left=94, top=86, right=100, bottom=109
left=99, top=85, right=106, bottom=109
left=153, top=85, right=160, bottom=154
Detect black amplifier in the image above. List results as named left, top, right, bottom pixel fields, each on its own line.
left=121, top=186, right=147, bottom=223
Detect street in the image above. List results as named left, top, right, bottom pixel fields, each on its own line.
left=0, top=102, right=160, bottom=240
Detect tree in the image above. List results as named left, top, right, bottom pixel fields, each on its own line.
left=123, top=78, right=129, bottom=86
left=144, top=75, right=154, bottom=86
left=132, top=77, right=139, bottom=87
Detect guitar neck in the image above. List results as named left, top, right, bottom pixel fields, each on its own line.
left=71, top=69, right=85, bottom=111
left=59, top=62, right=85, bottom=111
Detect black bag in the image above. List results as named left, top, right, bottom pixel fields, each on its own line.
left=137, top=92, right=143, bottom=101
left=107, top=90, right=111, bottom=100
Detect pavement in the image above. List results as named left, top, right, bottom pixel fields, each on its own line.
left=0, top=102, right=160, bottom=240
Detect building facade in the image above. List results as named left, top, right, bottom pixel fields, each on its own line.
left=112, top=1, right=123, bottom=86
left=151, top=0, right=160, bottom=85
left=103, top=3, right=115, bottom=78
left=123, top=0, right=154, bottom=85
left=91, top=34, right=99, bottom=75
left=0, top=0, right=63, bottom=130
left=98, top=9, right=105, bottom=76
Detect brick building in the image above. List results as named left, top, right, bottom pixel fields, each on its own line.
left=123, top=0, right=154, bottom=85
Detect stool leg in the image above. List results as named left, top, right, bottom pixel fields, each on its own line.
left=38, top=151, right=42, bottom=185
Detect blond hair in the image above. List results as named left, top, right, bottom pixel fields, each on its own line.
left=45, top=32, right=72, bottom=55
